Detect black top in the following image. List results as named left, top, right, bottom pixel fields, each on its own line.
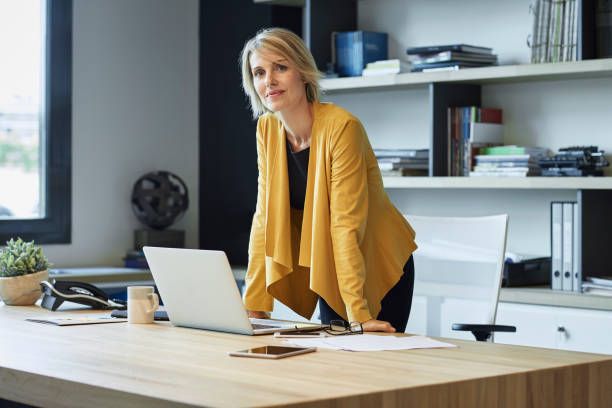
left=286, top=138, right=309, bottom=210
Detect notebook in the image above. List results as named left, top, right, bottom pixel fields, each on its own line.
left=142, top=247, right=323, bottom=335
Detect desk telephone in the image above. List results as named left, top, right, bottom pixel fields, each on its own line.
left=40, top=280, right=127, bottom=311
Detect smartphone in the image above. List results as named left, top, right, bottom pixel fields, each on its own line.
left=273, top=331, right=328, bottom=338
left=228, top=345, right=316, bottom=359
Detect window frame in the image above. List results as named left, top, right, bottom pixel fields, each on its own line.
left=0, top=0, right=72, bottom=244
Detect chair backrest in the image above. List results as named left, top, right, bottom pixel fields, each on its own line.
left=404, top=214, right=508, bottom=341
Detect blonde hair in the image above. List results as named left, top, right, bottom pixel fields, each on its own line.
left=240, top=27, right=321, bottom=119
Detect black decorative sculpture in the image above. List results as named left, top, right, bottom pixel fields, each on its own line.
left=130, top=171, right=189, bottom=250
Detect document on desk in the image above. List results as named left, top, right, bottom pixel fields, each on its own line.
left=284, top=334, right=457, bottom=352
left=26, top=315, right=127, bottom=326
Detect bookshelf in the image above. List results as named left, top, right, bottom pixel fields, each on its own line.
left=382, top=176, right=612, bottom=190
left=321, top=58, right=612, bottom=92
left=320, top=58, right=612, bottom=271
left=321, top=58, right=612, bottom=179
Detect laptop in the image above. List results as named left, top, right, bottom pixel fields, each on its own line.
left=142, top=246, right=323, bottom=335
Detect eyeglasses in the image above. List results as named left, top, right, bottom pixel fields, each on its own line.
left=323, top=320, right=363, bottom=336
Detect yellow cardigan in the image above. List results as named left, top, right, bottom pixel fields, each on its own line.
left=243, top=102, right=417, bottom=323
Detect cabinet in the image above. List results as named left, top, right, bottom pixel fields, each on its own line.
left=496, top=302, right=612, bottom=354
left=404, top=291, right=612, bottom=354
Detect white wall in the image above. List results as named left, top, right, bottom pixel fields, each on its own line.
left=358, top=0, right=533, bottom=65
left=320, top=0, right=612, bottom=256
left=42, top=0, right=199, bottom=267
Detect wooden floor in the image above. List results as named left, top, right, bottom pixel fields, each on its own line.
left=1, top=304, right=611, bottom=407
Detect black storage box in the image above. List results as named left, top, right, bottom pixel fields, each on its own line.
left=502, top=257, right=551, bottom=287
left=134, top=229, right=185, bottom=251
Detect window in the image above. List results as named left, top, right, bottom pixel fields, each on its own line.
left=0, top=0, right=72, bottom=244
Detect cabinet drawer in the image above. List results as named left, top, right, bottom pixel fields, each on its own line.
left=495, top=302, right=558, bottom=349
left=496, top=302, right=612, bottom=354
left=556, top=308, right=612, bottom=354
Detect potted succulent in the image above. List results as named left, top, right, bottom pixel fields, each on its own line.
left=0, top=238, right=51, bottom=306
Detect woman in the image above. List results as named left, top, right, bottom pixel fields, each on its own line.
left=240, top=28, right=417, bottom=333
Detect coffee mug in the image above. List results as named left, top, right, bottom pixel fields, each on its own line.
left=127, top=286, right=159, bottom=324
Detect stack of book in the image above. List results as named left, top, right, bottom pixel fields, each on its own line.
left=406, top=44, right=497, bottom=72
left=529, top=0, right=579, bottom=63
left=471, top=145, right=549, bottom=177
left=123, top=250, right=148, bottom=269
left=447, top=106, right=503, bottom=176
left=374, top=148, right=429, bottom=177
left=582, top=276, right=612, bottom=296
left=361, top=59, right=411, bottom=76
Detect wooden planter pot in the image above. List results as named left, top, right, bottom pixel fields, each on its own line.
left=0, top=270, right=49, bottom=306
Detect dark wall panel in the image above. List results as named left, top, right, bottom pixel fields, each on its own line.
left=306, top=0, right=356, bottom=71
left=199, top=1, right=301, bottom=265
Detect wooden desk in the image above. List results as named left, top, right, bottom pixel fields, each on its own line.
left=1, top=305, right=611, bottom=408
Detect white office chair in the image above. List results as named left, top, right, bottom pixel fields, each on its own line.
left=404, top=214, right=514, bottom=342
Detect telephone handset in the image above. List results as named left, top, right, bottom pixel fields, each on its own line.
left=40, top=280, right=127, bottom=311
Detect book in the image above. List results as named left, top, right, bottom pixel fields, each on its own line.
left=478, top=145, right=548, bottom=156
left=586, top=276, right=612, bottom=287
left=420, top=65, right=465, bottom=72
left=336, top=31, right=388, bottom=77
left=479, top=108, right=503, bottom=123
left=548, top=0, right=559, bottom=61
left=562, top=0, right=571, bottom=61
left=380, top=168, right=428, bottom=177
left=553, top=0, right=562, bottom=61
left=124, top=258, right=148, bottom=269
left=378, top=162, right=428, bottom=171
left=373, top=148, right=429, bottom=159
left=568, top=0, right=577, bottom=61
left=446, top=106, right=504, bottom=176
left=412, top=61, right=494, bottom=72
left=406, top=44, right=493, bottom=55
left=472, top=166, right=534, bottom=172
left=538, top=0, right=549, bottom=62
left=470, top=122, right=504, bottom=144
left=365, top=59, right=405, bottom=69
left=530, top=0, right=542, bottom=63
left=582, top=286, right=612, bottom=296
left=474, top=154, right=537, bottom=162
left=409, top=51, right=498, bottom=65
left=474, top=161, right=536, bottom=167
left=469, top=170, right=534, bottom=177
left=362, top=67, right=405, bottom=76
left=377, top=157, right=428, bottom=164
left=582, top=278, right=612, bottom=296
left=124, top=249, right=149, bottom=268
left=540, top=0, right=553, bottom=62
left=362, top=59, right=411, bottom=76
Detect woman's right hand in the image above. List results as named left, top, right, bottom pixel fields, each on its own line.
left=247, top=310, right=269, bottom=319
left=361, top=319, right=396, bottom=333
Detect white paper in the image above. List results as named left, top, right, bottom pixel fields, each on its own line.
left=25, top=315, right=127, bottom=326
left=284, top=334, right=457, bottom=352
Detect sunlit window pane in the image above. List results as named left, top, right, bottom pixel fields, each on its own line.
left=0, top=0, right=44, bottom=220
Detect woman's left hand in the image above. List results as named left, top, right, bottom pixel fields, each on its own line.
left=361, top=319, right=396, bottom=333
